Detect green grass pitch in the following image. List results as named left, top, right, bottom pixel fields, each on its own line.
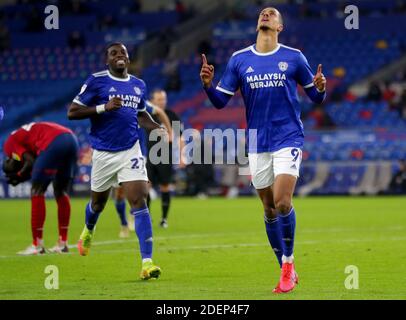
left=0, top=196, right=405, bottom=300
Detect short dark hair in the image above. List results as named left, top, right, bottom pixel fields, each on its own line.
left=278, top=11, right=284, bottom=26
left=2, top=158, right=22, bottom=174
left=105, top=42, right=126, bottom=58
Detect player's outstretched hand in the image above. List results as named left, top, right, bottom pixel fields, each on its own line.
left=200, top=54, right=214, bottom=88
left=105, top=97, right=123, bottom=112
left=313, top=64, right=326, bottom=92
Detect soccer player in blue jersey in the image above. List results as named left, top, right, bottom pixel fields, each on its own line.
left=113, top=101, right=172, bottom=238
left=68, top=42, right=166, bottom=280
left=200, top=7, right=326, bottom=293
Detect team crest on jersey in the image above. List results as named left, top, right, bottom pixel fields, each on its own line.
left=134, top=86, right=141, bottom=95
left=278, top=62, right=288, bottom=72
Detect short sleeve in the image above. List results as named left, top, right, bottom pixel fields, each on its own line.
left=3, top=130, right=28, bottom=161
left=295, top=52, right=315, bottom=89
left=216, top=56, right=239, bottom=95
left=137, top=81, right=147, bottom=112
left=144, top=100, right=155, bottom=114
left=73, top=76, right=98, bottom=107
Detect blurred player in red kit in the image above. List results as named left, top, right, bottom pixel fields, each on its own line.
left=2, top=122, right=79, bottom=255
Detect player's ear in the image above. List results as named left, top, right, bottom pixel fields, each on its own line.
left=277, top=24, right=283, bottom=33
left=104, top=50, right=109, bottom=65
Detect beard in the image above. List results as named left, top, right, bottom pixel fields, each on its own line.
left=115, top=66, right=126, bottom=73
left=259, top=25, right=272, bottom=31
left=110, top=64, right=127, bottom=75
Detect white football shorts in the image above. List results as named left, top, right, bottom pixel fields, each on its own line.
left=248, top=147, right=302, bottom=189
left=91, top=141, right=148, bottom=192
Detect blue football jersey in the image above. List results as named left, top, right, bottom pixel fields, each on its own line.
left=217, top=44, right=315, bottom=153
left=145, top=100, right=155, bottom=114
left=73, top=70, right=147, bottom=152
left=138, top=101, right=155, bottom=156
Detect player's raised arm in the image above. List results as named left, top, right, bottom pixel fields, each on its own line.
left=200, top=54, right=233, bottom=110
left=200, top=54, right=215, bottom=88
left=67, top=97, right=122, bottom=120
left=313, top=64, right=326, bottom=92
left=296, top=52, right=326, bottom=104
left=303, top=63, right=326, bottom=104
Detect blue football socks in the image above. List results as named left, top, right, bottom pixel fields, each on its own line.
left=85, top=202, right=101, bottom=231
left=131, top=205, right=153, bottom=259
left=279, top=207, right=296, bottom=259
left=264, top=215, right=284, bottom=267
left=115, top=199, right=128, bottom=226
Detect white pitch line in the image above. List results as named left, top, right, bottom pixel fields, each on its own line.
left=0, top=232, right=247, bottom=258
left=66, top=224, right=406, bottom=249
left=1, top=225, right=404, bottom=258
left=67, top=232, right=244, bottom=249
left=1, top=236, right=406, bottom=260
left=300, top=225, right=405, bottom=234
left=89, top=236, right=406, bottom=255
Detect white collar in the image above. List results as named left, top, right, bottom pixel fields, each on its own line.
left=250, top=44, right=281, bottom=56
left=108, top=70, right=130, bottom=82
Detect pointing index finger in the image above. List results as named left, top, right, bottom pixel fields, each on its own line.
left=317, top=64, right=322, bottom=75
left=202, top=54, right=208, bottom=65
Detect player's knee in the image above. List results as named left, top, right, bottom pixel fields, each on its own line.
left=261, top=198, right=277, bottom=218
left=53, top=189, right=67, bottom=199
left=91, top=201, right=106, bottom=213
left=275, top=198, right=292, bottom=215
left=31, top=184, right=46, bottom=196
left=128, top=193, right=148, bottom=209
left=128, top=200, right=146, bottom=209
left=115, top=187, right=125, bottom=201
left=116, top=193, right=125, bottom=201
left=263, top=205, right=277, bottom=218
left=264, top=208, right=277, bottom=219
